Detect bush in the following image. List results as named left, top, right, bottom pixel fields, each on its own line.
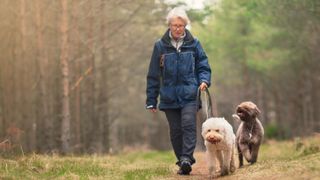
left=265, top=123, right=279, bottom=139
left=265, top=123, right=293, bottom=140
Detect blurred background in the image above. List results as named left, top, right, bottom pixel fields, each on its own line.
left=0, top=0, right=319, bottom=154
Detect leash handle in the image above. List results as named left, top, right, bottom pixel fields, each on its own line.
left=196, top=87, right=214, bottom=119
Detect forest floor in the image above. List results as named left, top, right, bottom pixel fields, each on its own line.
left=0, top=134, right=319, bottom=179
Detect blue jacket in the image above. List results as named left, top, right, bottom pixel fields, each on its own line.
left=146, top=29, right=211, bottom=110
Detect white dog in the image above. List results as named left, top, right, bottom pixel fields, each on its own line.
left=202, top=117, right=236, bottom=177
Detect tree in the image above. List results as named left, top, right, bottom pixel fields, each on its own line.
left=60, top=0, right=71, bottom=154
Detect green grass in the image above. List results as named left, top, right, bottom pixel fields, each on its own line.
left=0, top=151, right=176, bottom=180
left=0, top=135, right=319, bottom=179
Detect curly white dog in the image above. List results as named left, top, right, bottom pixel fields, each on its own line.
left=202, top=117, right=236, bottom=177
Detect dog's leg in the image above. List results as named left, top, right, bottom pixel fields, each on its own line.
left=239, top=143, right=252, bottom=164
left=230, top=145, right=236, bottom=173
left=207, top=150, right=217, bottom=177
left=240, top=145, right=252, bottom=162
left=216, top=150, right=228, bottom=176
left=237, top=143, right=244, bottom=167
left=249, top=144, right=260, bottom=164
left=216, top=150, right=223, bottom=172
left=221, top=149, right=232, bottom=176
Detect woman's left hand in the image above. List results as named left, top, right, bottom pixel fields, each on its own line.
left=199, top=82, right=208, bottom=91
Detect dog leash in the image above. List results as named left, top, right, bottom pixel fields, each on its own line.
left=203, top=90, right=209, bottom=119
left=196, top=87, right=214, bottom=119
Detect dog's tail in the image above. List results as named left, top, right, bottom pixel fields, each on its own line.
left=232, top=114, right=241, bottom=123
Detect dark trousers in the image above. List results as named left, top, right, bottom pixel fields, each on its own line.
left=164, top=102, right=197, bottom=165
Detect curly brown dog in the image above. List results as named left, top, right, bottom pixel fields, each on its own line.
left=232, top=101, right=264, bottom=167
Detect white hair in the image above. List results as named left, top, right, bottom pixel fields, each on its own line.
left=166, top=7, right=190, bottom=26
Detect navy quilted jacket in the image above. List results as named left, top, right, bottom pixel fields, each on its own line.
left=146, top=29, right=211, bottom=110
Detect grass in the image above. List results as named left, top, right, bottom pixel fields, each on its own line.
left=0, top=151, right=175, bottom=180
left=225, top=134, right=320, bottom=180
left=0, top=135, right=319, bottom=179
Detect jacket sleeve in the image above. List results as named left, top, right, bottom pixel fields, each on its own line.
left=195, top=40, right=211, bottom=87
left=146, top=41, right=161, bottom=109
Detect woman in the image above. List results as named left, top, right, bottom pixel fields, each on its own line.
left=146, top=7, right=211, bottom=175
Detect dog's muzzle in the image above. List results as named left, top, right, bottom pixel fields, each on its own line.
left=207, top=136, right=221, bottom=144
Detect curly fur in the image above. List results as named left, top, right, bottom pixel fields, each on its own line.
left=202, top=117, right=236, bottom=177
left=233, top=101, right=264, bottom=167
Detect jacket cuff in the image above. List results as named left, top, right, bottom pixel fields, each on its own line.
left=145, top=105, right=156, bottom=109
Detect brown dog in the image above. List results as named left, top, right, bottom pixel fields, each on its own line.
left=232, top=101, right=264, bottom=167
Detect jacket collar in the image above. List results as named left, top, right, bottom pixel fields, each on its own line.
left=161, top=28, right=195, bottom=47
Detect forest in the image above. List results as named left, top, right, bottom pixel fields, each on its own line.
left=0, top=0, right=319, bottom=155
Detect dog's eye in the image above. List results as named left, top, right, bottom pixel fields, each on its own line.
left=215, top=129, right=220, bottom=132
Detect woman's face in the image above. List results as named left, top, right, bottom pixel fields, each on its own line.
left=169, top=17, right=186, bottom=40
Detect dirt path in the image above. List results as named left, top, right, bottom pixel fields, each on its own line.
left=168, top=152, right=210, bottom=180
left=167, top=152, right=239, bottom=180
left=188, top=152, right=208, bottom=179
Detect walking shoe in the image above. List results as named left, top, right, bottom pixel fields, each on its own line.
left=179, top=160, right=192, bottom=175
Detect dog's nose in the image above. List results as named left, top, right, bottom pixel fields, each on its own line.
left=208, top=137, right=220, bottom=144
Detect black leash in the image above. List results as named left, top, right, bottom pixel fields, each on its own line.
left=196, top=87, right=214, bottom=119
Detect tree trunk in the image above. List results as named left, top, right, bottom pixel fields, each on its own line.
left=35, top=0, right=53, bottom=152
left=71, top=0, right=82, bottom=153
left=19, top=0, right=28, bottom=150
left=60, top=0, right=71, bottom=154
left=91, top=0, right=104, bottom=154
left=99, top=0, right=111, bottom=153
left=0, top=74, right=4, bottom=138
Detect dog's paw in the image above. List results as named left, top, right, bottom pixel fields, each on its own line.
left=208, top=166, right=219, bottom=178
left=220, top=169, right=229, bottom=176
left=230, top=165, right=236, bottom=173
left=232, top=114, right=241, bottom=122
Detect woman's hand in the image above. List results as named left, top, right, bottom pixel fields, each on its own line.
left=199, top=82, right=208, bottom=91
left=149, top=108, right=157, bottom=113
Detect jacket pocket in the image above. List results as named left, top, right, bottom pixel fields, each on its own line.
left=178, top=52, right=195, bottom=75
left=160, top=87, right=176, bottom=103
left=162, top=53, right=177, bottom=86
left=177, top=85, right=198, bottom=101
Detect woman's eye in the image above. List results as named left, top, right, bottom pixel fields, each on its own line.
left=208, top=129, right=211, bottom=132
left=215, top=129, right=220, bottom=132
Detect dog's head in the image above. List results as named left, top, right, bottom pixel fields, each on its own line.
left=236, top=101, right=261, bottom=122
left=201, top=118, right=226, bottom=144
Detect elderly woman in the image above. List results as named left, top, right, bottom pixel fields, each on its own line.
left=146, top=7, right=211, bottom=175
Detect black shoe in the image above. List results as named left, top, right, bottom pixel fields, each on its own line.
left=177, top=168, right=191, bottom=175
left=179, top=160, right=192, bottom=175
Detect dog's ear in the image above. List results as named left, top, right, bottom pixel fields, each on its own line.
left=201, top=124, right=208, bottom=138
left=236, top=105, right=241, bottom=112
left=202, top=122, right=207, bottom=132
left=254, top=106, right=261, bottom=115
left=221, top=127, right=227, bottom=139
left=246, top=101, right=261, bottom=117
